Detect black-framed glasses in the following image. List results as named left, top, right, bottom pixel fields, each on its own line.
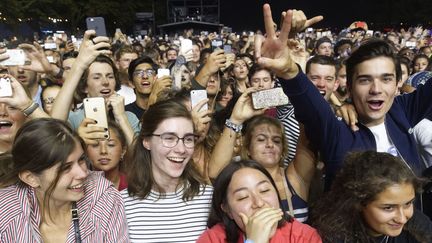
left=133, top=69, right=156, bottom=77
left=152, top=133, right=197, bottom=148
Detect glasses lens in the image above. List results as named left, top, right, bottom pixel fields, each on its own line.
left=160, top=133, right=178, bottom=148
left=183, top=135, right=196, bottom=148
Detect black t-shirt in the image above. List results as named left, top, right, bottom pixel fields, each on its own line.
left=125, top=102, right=145, bottom=121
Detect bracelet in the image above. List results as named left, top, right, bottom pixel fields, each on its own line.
left=225, top=119, right=243, bottom=133
left=22, top=102, right=39, bottom=117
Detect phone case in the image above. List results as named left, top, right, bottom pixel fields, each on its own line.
left=83, top=97, right=109, bottom=138
left=190, top=90, right=208, bottom=111
left=86, top=17, right=107, bottom=36
left=252, top=88, right=289, bottom=109
left=0, top=49, right=26, bottom=66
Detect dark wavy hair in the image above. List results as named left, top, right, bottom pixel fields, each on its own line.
left=125, top=99, right=205, bottom=200
left=207, top=159, right=291, bottom=243
left=310, top=151, right=425, bottom=243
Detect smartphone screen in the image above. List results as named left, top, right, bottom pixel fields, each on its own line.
left=157, top=68, right=170, bottom=78
left=180, top=39, right=192, bottom=54
left=86, top=17, right=107, bottom=36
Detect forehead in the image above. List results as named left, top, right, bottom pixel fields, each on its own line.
left=88, top=62, right=113, bottom=74
left=135, top=63, right=153, bottom=70
left=252, top=123, right=281, bottom=136
left=354, top=56, right=395, bottom=77
left=308, top=63, right=336, bottom=76
left=370, top=183, right=415, bottom=205
left=154, top=117, right=193, bottom=133
left=228, top=168, right=271, bottom=192
left=121, top=52, right=138, bottom=59
left=234, top=59, right=247, bottom=65
left=251, top=69, right=271, bottom=79
left=319, top=42, right=332, bottom=48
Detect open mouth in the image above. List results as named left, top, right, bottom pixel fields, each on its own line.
left=319, top=90, right=326, bottom=96
left=367, top=100, right=384, bottom=110
left=100, top=89, right=111, bottom=95
left=0, top=121, right=12, bottom=130
left=168, top=157, right=185, bottom=164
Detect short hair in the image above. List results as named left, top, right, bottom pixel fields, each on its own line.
left=346, top=38, right=401, bottom=88
left=76, top=55, right=121, bottom=101
left=128, top=56, right=159, bottom=81
left=305, top=55, right=337, bottom=75
left=114, top=45, right=138, bottom=61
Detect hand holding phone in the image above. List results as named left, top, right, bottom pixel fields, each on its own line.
left=0, top=49, right=26, bottom=66
left=0, top=77, right=13, bottom=97
left=86, top=17, right=107, bottom=36
left=83, top=97, right=109, bottom=138
left=190, top=90, right=208, bottom=111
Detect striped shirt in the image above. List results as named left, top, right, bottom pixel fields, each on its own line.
left=122, top=184, right=213, bottom=243
left=0, top=171, right=129, bottom=242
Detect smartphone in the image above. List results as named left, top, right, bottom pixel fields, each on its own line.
left=180, top=39, right=192, bottom=54
left=306, top=27, right=313, bottom=33
left=86, top=17, right=107, bottom=36
left=157, top=68, right=170, bottom=78
left=46, top=56, right=55, bottom=63
left=44, top=42, right=57, bottom=50
left=251, top=88, right=289, bottom=109
left=223, top=45, right=232, bottom=54
left=83, top=97, right=109, bottom=138
left=211, top=39, right=223, bottom=51
left=366, top=30, right=374, bottom=36
left=190, top=90, right=208, bottom=111
left=0, top=78, right=12, bottom=97
left=405, top=41, right=416, bottom=48
left=0, top=49, right=26, bottom=66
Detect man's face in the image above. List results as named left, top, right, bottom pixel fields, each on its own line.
left=131, top=63, right=156, bottom=96
left=307, top=63, right=338, bottom=101
left=316, top=42, right=332, bottom=56
left=206, top=73, right=220, bottom=97
left=117, top=52, right=138, bottom=72
left=250, top=69, right=274, bottom=90
left=7, top=66, right=38, bottom=89
left=349, top=56, right=398, bottom=127
left=167, top=50, right=178, bottom=61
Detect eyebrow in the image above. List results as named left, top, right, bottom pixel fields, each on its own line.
left=380, top=197, right=416, bottom=206
left=356, top=73, right=395, bottom=79
left=232, top=180, right=270, bottom=194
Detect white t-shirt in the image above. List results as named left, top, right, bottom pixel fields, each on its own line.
left=413, top=118, right=432, bottom=168
left=117, top=84, right=136, bottom=105
left=368, top=122, right=398, bottom=157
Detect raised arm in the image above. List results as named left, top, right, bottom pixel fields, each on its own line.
left=51, top=30, right=111, bottom=120
left=208, top=88, right=264, bottom=179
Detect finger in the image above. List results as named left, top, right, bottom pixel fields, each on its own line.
left=254, top=34, right=264, bottom=60
left=239, top=212, right=249, bottom=226
left=351, top=123, right=359, bottom=132
left=340, top=108, right=350, bottom=125
left=305, top=15, right=324, bottom=28
left=83, top=30, right=96, bottom=41
left=81, top=117, right=99, bottom=127
left=93, top=42, right=111, bottom=50
left=262, top=4, right=276, bottom=39
left=279, top=10, right=293, bottom=43
left=192, top=98, right=209, bottom=110
left=92, top=36, right=111, bottom=44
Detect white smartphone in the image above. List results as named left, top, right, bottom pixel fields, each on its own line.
left=0, top=49, right=26, bottom=66
left=190, top=90, right=208, bottom=111
left=44, top=42, right=57, bottom=50
left=46, top=56, right=55, bottom=63
left=157, top=68, right=170, bottom=79
left=0, top=78, right=12, bottom=97
left=83, top=97, right=109, bottom=138
left=180, top=39, right=192, bottom=54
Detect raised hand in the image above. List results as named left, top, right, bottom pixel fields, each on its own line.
left=75, top=30, right=111, bottom=69
left=255, top=4, right=298, bottom=80
left=77, top=118, right=108, bottom=145
left=230, top=87, right=265, bottom=125
left=18, top=42, right=53, bottom=74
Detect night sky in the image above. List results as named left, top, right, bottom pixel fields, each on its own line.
left=220, top=0, right=432, bottom=32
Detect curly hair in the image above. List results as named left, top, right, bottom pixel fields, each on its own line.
left=309, top=151, right=424, bottom=243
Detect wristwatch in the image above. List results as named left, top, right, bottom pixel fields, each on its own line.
left=22, top=102, right=39, bottom=117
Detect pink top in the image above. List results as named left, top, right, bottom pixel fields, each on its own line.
left=197, top=220, right=322, bottom=243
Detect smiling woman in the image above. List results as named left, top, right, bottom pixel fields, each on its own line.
left=309, top=151, right=432, bottom=243
left=0, top=118, right=129, bottom=242
left=122, top=99, right=213, bottom=242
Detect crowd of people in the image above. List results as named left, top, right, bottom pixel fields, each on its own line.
left=0, top=2, right=431, bottom=243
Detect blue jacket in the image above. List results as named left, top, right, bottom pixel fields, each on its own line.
left=280, top=71, right=431, bottom=186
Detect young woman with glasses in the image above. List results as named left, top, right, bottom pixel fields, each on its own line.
left=122, top=99, right=213, bottom=242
